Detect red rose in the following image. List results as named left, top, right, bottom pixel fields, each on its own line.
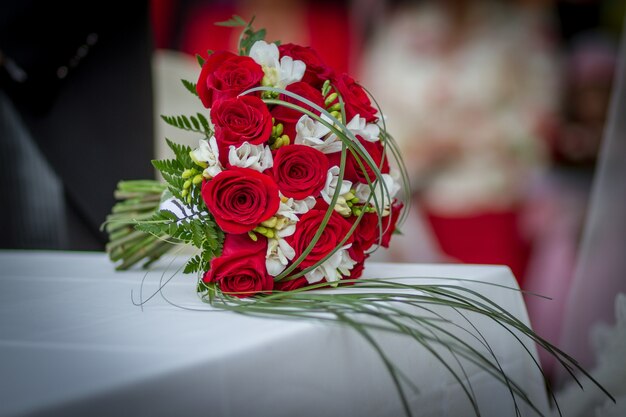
left=211, top=96, right=273, bottom=162
left=274, top=276, right=308, bottom=292
left=347, top=260, right=365, bottom=280
left=349, top=201, right=403, bottom=253
left=289, top=208, right=354, bottom=269
left=271, top=81, right=325, bottom=139
left=331, top=73, right=378, bottom=123
left=381, top=201, right=403, bottom=248
left=203, top=234, right=273, bottom=298
left=327, top=136, right=389, bottom=184
left=352, top=212, right=379, bottom=253
left=202, top=167, right=280, bottom=234
left=196, top=51, right=263, bottom=108
left=273, top=144, right=329, bottom=200
left=278, top=43, right=333, bottom=88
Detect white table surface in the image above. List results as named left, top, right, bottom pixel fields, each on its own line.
left=0, top=251, right=549, bottom=417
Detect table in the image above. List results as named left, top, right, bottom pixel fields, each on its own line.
left=0, top=251, right=549, bottom=417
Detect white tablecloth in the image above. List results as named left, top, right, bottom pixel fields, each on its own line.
left=0, top=251, right=549, bottom=417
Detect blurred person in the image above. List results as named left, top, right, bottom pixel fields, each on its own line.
left=523, top=28, right=619, bottom=379
left=0, top=1, right=155, bottom=250
left=360, top=0, right=560, bottom=282
left=155, top=0, right=358, bottom=76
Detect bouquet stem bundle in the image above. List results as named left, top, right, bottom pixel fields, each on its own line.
left=104, top=180, right=173, bottom=270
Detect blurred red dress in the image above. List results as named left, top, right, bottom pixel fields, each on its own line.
left=176, top=2, right=354, bottom=77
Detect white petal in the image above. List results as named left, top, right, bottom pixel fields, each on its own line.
left=277, top=224, right=296, bottom=238
left=278, top=56, right=306, bottom=87
left=249, top=40, right=279, bottom=68
left=266, top=258, right=286, bottom=277
left=278, top=238, right=295, bottom=260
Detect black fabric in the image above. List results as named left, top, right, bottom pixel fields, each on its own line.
left=0, top=0, right=155, bottom=249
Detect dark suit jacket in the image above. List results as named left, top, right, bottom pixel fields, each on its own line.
left=0, top=1, right=155, bottom=249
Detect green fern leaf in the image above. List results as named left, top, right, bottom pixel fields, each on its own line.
left=215, top=14, right=248, bottom=27
left=181, top=79, right=198, bottom=97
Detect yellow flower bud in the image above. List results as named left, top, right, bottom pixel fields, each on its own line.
left=182, top=169, right=195, bottom=179
left=327, top=103, right=342, bottom=112
left=324, top=92, right=338, bottom=106
left=254, top=226, right=268, bottom=235
left=265, top=229, right=275, bottom=239
left=275, top=123, right=283, bottom=137
left=321, top=80, right=331, bottom=96
left=183, top=180, right=192, bottom=189
left=275, top=217, right=288, bottom=230
left=181, top=189, right=188, bottom=197
left=261, top=217, right=278, bottom=228
left=248, top=231, right=258, bottom=242
left=192, top=174, right=203, bottom=185
left=280, top=134, right=290, bottom=146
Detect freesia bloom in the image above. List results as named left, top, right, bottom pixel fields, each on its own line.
left=249, top=40, right=306, bottom=89
left=190, top=137, right=222, bottom=178
left=228, top=142, right=273, bottom=172
left=294, top=114, right=343, bottom=154
left=304, top=245, right=357, bottom=284
left=321, top=166, right=353, bottom=217
left=355, top=172, right=401, bottom=216
left=345, top=114, right=380, bottom=142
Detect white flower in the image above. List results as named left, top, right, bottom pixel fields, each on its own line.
left=355, top=172, right=401, bottom=216
left=250, top=40, right=305, bottom=89
left=304, top=245, right=357, bottom=284
left=190, top=137, right=222, bottom=178
left=278, top=55, right=306, bottom=88
left=266, top=237, right=296, bottom=276
left=321, top=166, right=353, bottom=216
left=277, top=194, right=315, bottom=222
left=228, top=142, right=273, bottom=172
left=263, top=195, right=313, bottom=276
left=345, top=114, right=380, bottom=142
left=294, top=115, right=344, bottom=154
left=250, top=40, right=280, bottom=68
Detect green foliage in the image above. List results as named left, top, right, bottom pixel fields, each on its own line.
left=181, top=79, right=198, bottom=97
left=165, top=138, right=194, bottom=168
left=135, top=208, right=223, bottom=268
left=196, top=54, right=205, bottom=67
left=216, top=15, right=266, bottom=56
left=215, top=14, right=247, bottom=27
left=160, top=114, right=213, bottom=137
left=184, top=254, right=205, bottom=274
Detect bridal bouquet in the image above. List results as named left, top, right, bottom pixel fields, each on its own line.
left=104, top=16, right=609, bottom=416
